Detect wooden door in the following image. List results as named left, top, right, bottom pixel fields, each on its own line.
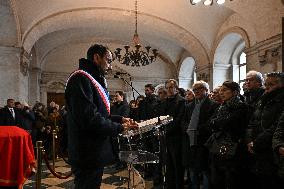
left=47, top=93, right=65, bottom=108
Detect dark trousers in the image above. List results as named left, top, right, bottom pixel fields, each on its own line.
left=253, top=174, right=281, bottom=189
left=211, top=161, right=244, bottom=189
left=72, top=167, right=104, bottom=189
left=166, top=138, right=184, bottom=189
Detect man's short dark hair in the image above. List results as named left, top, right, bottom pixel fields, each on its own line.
left=87, top=44, right=109, bottom=62
left=222, top=81, right=240, bottom=93
left=165, top=79, right=179, bottom=89
left=115, top=91, right=125, bottom=99
left=7, top=99, right=14, bottom=103
left=15, top=101, right=21, bottom=106
left=145, top=84, right=155, bottom=91
left=266, top=72, right=284, bottom=86
left=178, top=88, right=186, bottom=97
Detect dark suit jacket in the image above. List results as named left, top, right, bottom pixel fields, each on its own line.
left=181, top=97, right=218, bottom=168
left=111, top=101, right=130, bottom=117
left=0, top=107, right=21, bottom=126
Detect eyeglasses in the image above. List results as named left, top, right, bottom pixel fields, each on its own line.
left=193, top=87, right=204, bottom=92
left=245, top=78, right=256, bottom=82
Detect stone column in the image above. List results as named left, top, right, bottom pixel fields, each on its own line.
left=232, top=64, right=240, bottom=82
left=29, top=67, right=42, bottom=105
left=40, top=84, right=47, bottom=105
left=0, top=46, right=30, bottom=106
left=179, top=78, right=193, bottom=89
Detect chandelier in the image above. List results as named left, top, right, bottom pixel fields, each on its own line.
left=190, top=0, right=233, bottom=6
left=114, top=0, right=158, bottom=67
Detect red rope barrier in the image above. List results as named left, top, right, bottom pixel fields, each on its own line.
left=43, top=152, right=72, bottom=179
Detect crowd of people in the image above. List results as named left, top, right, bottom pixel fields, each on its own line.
left=109, top=70, right=284, bottom=189
left=0, top=100, right=67, bottom=158
left=1, top=45, right=284, bottom=189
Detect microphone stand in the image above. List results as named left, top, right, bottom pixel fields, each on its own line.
left=129, top=76, right=135, bottom=100
left=114, top=75, right=141, bottom=99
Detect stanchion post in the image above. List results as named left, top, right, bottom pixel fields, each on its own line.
left=36, top=141, right=43, bottom=189
left=52, top=129, right=57, bottom=170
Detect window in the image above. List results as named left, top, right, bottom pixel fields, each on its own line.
left=239, top=52, right=246, bottom=94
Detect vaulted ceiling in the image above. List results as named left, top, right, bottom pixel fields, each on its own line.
left=1, top=0, right=283, bottom=78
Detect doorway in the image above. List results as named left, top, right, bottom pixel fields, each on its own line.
left=47, top=92, right=65, bottom=108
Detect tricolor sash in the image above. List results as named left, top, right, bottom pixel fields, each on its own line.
left=66, top=70, right=110, bottom=114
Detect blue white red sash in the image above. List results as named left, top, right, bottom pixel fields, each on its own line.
left=66, top=70, right=110, bottom=114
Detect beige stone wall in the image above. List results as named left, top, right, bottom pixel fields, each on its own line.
left=0, top=46, right=29, bottom=106
left=246, top=35, right=282, bottom=74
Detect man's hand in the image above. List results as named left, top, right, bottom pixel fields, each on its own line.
left=279, top=147, right=284, bottom=156
left=247, top=142, right=254, bottom=154
left=121, top=117, right=138, bottom=131
left=121, top=117, right=132, bottom=124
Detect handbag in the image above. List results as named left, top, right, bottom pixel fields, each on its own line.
left=209, top=132, right=238, bottom=160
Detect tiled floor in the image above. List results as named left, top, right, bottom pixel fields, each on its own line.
left=23, top=159, right=153, bottom=189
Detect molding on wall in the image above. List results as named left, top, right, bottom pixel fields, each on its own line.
left=214, top=63, right=231, bottom=69
left=41, top=71, right=69, bottom=84
left=0, top=45, right=20, bottom=54
left=245, top=34, right=281, bottom=71
left=245, top=34, right=281, bottom=56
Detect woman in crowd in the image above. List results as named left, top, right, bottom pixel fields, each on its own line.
left=207, top=81, right=250, bottom=189
left=185, top=89, right=195, bottom=104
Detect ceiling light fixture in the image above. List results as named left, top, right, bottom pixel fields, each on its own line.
left=190, top=0, right=232, bottom=6
left=114, top=0, right=158, bottom=67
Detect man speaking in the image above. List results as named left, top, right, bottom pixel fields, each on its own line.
left=65, top=44, right=137, bottom=189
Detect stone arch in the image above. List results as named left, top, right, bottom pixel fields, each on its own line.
left=212, top=31, right=248, bottom=88
left=178, top=57, right=196, bottom=89
left=8, top=0, right=22, bottom=46
left=21, top=7, right=209, bottom=70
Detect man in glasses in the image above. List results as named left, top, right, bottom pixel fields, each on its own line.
left=65, top=44, right=138, bottom=189
left=246, top=72, right=284, bottom=189
left=243, top=70, right=265, bottom=107
left=182, top=80, right=218, bottom=189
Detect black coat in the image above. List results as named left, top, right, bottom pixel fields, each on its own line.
left=210, top=97, right=250, bottom=140
left=273, top=111, right=284, bottom=155
left=17, top=108, right=35, bottom=131
left=272, top=110, right=284, bottom=178
left=181, top=97, right=218, bottom=168
left=0, top=107, right=21, bottom=126
left=65, top=58, right=124, bottom=169
left=243, top=87, right=265, bottom=107
left=209, top=97, right=250, bottom=165
left=159, top=94, right=186, bottom=138
left=246, top=88, right=284, bottom=153
left=111, top=101, right=130, bottom=117
left=154, top=99, right=167, bottom=118
left=138, top=94, right=158, bottom=120
left=246, top=88, right=284, bottom=176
